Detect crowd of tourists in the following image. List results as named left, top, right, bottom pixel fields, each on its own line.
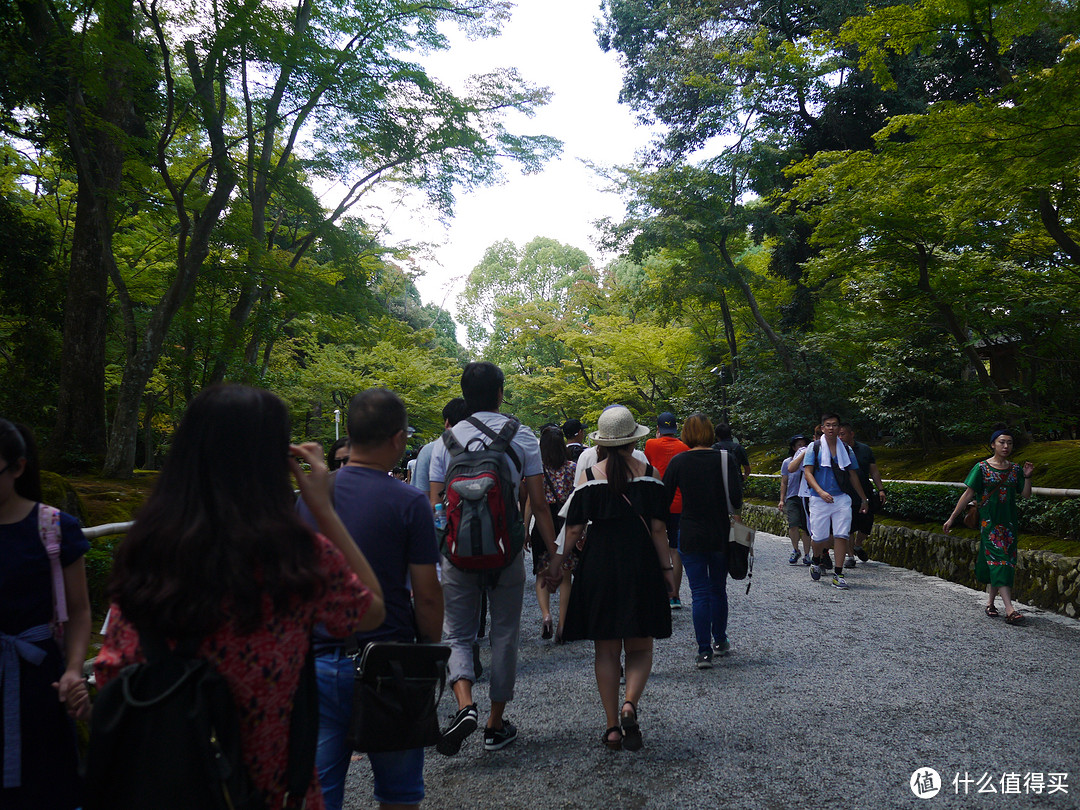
left=0, top=365, right=1039, bottom=809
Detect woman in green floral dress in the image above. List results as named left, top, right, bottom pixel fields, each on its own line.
left=944, top=428, right=1034, bottom=624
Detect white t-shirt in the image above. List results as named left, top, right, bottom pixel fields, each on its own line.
left=428, top=412, right=543, bottom=500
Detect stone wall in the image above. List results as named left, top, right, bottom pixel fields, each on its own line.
left=742, top=504, right=1080, bottom=619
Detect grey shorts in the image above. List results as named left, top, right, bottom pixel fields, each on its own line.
left=784, top=497, right=808, bottom=531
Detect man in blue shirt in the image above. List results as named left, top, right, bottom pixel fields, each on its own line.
left=298, top=388, right=443, bottom=810
left=802, top=413, right=870, bottom=590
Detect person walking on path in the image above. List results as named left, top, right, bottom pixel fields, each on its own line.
left=801, top=413, right=870, bottom=590
left=546, top=405, right=673, bottom=752
left=944, top=426, right=1034, bottom=624
left=411, top=398, right=467, bottom=497
left=778, top=434, right=812, bottom=566
left=711, top=423, right=751, bottom=482
left=644, top=411, right=690, bottom=610
left=562, top=419, right=586, bottom=462
left=297, top=388, right=443, bottom=810
left=0, top=419, right=92, bottom=810
left=838, top=423, right=887, bottom=567
left=661, top=413, right=743, bottom=669
left=96, top=386, right=386, bottom=810
left=428, top=362, right=557, bottom=755
left=527, top=426, right=576, bottom=643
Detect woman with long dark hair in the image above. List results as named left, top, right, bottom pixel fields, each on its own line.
left=528, top=425, right=576, bottom=642
left=944, top=426, right=1033, bottom=624
left=95, top=386, right=385, bottom=808
left=0, top=419, right=91, bottom=809
left=661, top=413, right=743, bottom=668
left=546, top=406, right=672, bottom=751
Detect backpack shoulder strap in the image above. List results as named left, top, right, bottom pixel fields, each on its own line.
left=38, top=504, right=67, bottom=624
left=465, top=416, right=522, bottom=472
left=441, top=427, right=467, bottom=458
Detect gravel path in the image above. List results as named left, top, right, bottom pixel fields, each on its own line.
left=343, top=531, right=1080, bottom=809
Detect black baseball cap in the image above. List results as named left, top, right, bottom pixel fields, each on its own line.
left=657, top=412, right=677, bottom=435
left=562, top=419, right=584, bottom=438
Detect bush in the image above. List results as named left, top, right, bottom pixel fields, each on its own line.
left=880, top=483, right=962, bottom=524
left=744, top=475, right=780, bottom=502
left=1019, top=497, right=1080, bottom=542
left=84, top=536, right=121, bottom=614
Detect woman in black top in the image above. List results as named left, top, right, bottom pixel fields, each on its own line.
left=546, top=406, right=672, bottom=751
left=662, top=413, right=743, bottom=669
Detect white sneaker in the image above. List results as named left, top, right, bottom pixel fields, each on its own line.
left=831, top=573, right=849, bottom=590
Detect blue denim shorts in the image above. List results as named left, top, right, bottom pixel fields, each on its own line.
left=314, top=651, right=425, bottom=807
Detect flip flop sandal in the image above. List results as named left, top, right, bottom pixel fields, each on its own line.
left=620, top=702, right=642, bottom=752
left=601, top=726, right=622, bottom=750
left=985, top=605, right=1000, bottom=617
left=1005, top=611, right=1025, bottom=625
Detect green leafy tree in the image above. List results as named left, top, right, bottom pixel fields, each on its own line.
left=457, top=236, right=594, bottom=355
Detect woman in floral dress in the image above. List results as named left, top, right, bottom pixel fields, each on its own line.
left=96, top=385, right=385, bottom=808
left=944, top=427, right=1034, bottom=624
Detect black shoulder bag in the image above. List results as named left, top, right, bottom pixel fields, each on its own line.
left=346, top=641, right=451, bottom=754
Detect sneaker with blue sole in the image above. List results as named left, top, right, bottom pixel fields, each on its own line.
left=788, top=549, right=801, bottom=565
left=831, top=573, right=849, bottom=590
left=810, top=563, right=821, bottom=581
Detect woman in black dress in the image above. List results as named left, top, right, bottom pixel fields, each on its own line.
left=546, top=405, right=673, bottom=751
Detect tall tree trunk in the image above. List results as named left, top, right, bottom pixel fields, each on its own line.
left=915, top=244, right=1007, bottom=411
left=716, top=239, right=795, bottom=375
left=18, top=0, right=133, bottom=470
left=715, top=287, right=740, bottom=378
left=46, top=183, right=109, bottom=470
left=102, top=39, right=239, bottom=477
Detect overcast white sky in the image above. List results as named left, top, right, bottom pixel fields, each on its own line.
left=353, top=0, right=657, bottom=314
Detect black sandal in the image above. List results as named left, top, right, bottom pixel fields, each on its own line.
left=601, top=726, right=622, bottom=750
left=1005, top=611, right=1025, bottom=625
left=985, top=604, right=999, bottom=617
left=619, top=702, right=642, bottom=751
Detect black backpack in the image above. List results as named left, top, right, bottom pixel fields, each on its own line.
left=85, top=632, right=316, bottom=810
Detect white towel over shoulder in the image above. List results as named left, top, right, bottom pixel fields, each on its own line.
left=818, top=438, right=852, bottom=470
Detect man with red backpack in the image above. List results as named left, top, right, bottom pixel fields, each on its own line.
left=428, top=362, right=557, bottom=755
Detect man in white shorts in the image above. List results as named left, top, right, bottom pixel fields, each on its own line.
left=801, top=414, right=870, bottom=590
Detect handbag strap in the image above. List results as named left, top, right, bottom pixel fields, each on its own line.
left=620, top=492, right=653, bottom=540
left=718, top=450, right=736, bottom=515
